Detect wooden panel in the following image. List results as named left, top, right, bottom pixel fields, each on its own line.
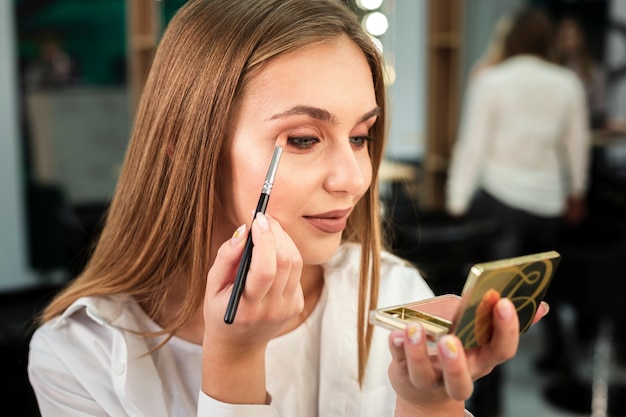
left=422, top=0, right=463, bottom=212
left=126, top=0, right=161, bottom=114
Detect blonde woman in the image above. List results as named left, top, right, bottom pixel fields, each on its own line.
left=555, top=16, right=607, bottom=129
left=469, top=14, right=512, bottom=80
left=28, top=1, right=546, bottom=416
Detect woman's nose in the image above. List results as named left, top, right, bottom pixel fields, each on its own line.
left=323, top=143, right=369, bottom=195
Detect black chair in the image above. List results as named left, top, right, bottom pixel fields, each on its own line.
left=386, top=206, right=502, bottom=295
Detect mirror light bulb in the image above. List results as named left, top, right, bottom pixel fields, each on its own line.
left=363, top=12, right=388, bottom=37
left=356, top=0, right=384, bottom=11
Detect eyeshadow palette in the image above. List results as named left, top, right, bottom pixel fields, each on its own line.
left=370, top=251, right=561, bottom=350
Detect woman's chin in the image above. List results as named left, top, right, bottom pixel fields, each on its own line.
left=299, top=236, right=342, bottom=265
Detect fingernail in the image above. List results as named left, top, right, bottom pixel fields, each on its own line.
left=256, top=212, right=269, bottom=230
left=407, top=322, right=422, bottom=345
left=231, top=224, right=246, bottom=246
left=541, top=301, right=550, bottom=316
left=392, top=336, right=404, bottom=347
left=439, top=336, right=459, bottom=359
left=497, top=299, right=514, bottom=321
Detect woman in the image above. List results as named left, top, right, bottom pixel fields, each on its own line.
left=555, top=16, right=607, bottom=130
left=29, top=1, right=543, bottom=416
left=469, top=14, right=512, bottom=81
left=447, top=7, right=590, bottom=253
left=446, top=7, right=589, bottom=379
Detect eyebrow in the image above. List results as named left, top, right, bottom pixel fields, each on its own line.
left=269, top=105, right=380, bottom=125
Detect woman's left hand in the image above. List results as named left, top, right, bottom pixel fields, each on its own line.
left=388, top=298, right=549, bottom=415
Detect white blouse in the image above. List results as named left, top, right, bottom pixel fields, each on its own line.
left=28, top=243, right=437, bottom=416
left=447, top=55, right=591, bottom=217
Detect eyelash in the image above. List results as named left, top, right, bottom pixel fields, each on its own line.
left=286, top=135, right=374, bottom=151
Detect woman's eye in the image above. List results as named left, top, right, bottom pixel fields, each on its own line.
left=350, top=136, right=373, bottom=147
left=287, top=136, right=319, bottom=149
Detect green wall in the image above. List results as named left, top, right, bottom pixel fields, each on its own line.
left=16, top=0, right=187, bottom=85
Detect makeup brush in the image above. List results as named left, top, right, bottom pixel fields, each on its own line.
left=224, top=138, right=284, bottom=324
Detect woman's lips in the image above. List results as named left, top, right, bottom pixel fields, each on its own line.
left=304, top=209, right=351, bottom=234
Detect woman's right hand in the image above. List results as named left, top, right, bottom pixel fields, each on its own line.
left=201, top=212, right=304, bottom=404
left=564, top=196, right=587, bottom=226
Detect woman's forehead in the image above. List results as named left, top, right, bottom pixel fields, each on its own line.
left=242, top=37, right=376, bottom=110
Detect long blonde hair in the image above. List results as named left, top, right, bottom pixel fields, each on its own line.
left=40, top=0, right=388, bottom=384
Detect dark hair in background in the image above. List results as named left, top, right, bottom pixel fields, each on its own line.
left=503, top=7, right=554, bottom=61
left=555, top=16, right=594, bottom=82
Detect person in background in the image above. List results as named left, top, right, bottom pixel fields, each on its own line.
left=25, top=38, right=77, bottom=89
left=447, top=6, right=590, bottom=256
left=27, top=1, right=547, bottom=416
left=446, top=4, right=590, bottom=392
left=444, top=13, right=513, bottom=417
left=555, top=16, right=607, bottom=131
left=468, top=14, right=512, bottom=81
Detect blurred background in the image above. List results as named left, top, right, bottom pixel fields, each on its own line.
left=2, top=0, right=626, bottom=416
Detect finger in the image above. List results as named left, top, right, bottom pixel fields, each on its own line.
left=262, top=216, right=302, bottom=300
left=388, top=330, right=407, bottom=366
left=475, top=289, right=500, bottom=345
left=206, top=223, right=248, bottom=295
left=280, top=248, right=303, bottom=303
left=403, top=323, right=440, bottom=389
left=489, top=298, right=520, bottom=362
left=267, top=217, right=304, bottom=314
left=437, top=335, right=474, bottom=401
left=531, top=301, right=550, bottom=325
left=243, top=212, right=278, bottom=302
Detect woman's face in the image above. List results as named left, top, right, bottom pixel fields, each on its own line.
left=221, top=35, right=378, bottom=265
left=557, top=20, right=582, bottom=56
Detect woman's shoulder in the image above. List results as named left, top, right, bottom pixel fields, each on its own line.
left=42, top=293, right=137, bottom=324
left=28, top=294, right=153, bottom=385
left=28, top=296, right=128, bottom=392
left=30, top=294, right=144, bottom=351
left=28, top=294, right=167, bottom=416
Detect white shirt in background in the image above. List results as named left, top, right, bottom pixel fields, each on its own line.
left=447, top=55, right=591, bottom=217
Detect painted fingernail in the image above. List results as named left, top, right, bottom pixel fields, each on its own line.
left=439, top=336, right=459, bottom=359
left=407, top=322, right=422, bottom=345
left=497, top=299, right=514, bottom=321
left=541, top=301, right=550, bottom=316
left=231, top=224, right=246, bottom=246
left=256, top=212, right=269, bottom=230
left=393, top=336, right=404, bottom=347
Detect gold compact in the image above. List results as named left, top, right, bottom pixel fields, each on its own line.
left=370, top=251, right=561, bottom=350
